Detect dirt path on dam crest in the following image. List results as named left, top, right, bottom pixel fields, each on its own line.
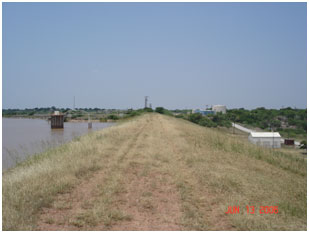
left=37, top=114, right=233, bottom=230
left=4, top=113, right=306, bottom=230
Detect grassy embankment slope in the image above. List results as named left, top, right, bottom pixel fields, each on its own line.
left=3, top=113, right=306, bottom=230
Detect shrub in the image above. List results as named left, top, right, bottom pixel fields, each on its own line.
left=144, top=108, right=153, bottom=112
left=155, top=107, right=165, bottom=114
left=188, top=113, right=203, bottom=124
left=300, top=140, right=307, bottom=149
left=107, top=115, right=119, bottom=120
left=175, top=114, right=184, bottom=119
left=198, top=118, right=216, bottom=127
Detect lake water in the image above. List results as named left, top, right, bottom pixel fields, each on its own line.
left=2, top=118, right=115, bottom=170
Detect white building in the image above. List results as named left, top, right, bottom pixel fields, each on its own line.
left=212, top=105, right=227, bottom=114
left=248, top=132, right=282, bottom=148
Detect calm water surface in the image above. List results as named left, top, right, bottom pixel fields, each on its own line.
left=3, top=118, right=115, bottom=170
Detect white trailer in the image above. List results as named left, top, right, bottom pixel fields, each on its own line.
left=248, top=132, right=282, bottom=148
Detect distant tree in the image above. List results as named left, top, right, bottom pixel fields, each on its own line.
left=175, top=114, right=184, bottom=119
left=155, top=107, right=165, bottom=114
left=144, top=107, right=153, bottom=112
left=198, top=117, right=217, bottom=127
left=188, top=113, right=203, bottom=124
left=107, top=114, right=119, bottom=120
left=270, top=119, right=281, bottom=129
left=228, top=113, right=237, bottom=123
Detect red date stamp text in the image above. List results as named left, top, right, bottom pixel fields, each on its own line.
left=225, top=206, right=279, bottom=214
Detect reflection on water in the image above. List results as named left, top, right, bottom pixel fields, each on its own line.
left=2, top=118, right=115, bottom=170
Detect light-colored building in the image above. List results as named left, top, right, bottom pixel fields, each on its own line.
left=248, top=132, right=282, bottom=148
left=192, top=109, right=215, bottom=115
left=212, top=105, right=227, bottom=114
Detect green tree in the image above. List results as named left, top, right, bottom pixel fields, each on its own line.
left=155, top=107, right=165, bottom=114
left=188, top=113, right=203, bottom=124
left=107, top=114, right=119, bottom=120
left=144, top=107, right=153, bottom=112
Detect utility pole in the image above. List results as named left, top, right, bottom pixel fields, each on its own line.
left=144, top=96, right=148, bottom=108
left=73, top=96, right=75, bottom=111
left=233, top=122, right=235, bottom=134
left=231, top=114, right=236, bottom=134
left=271, top=125, right=274, bottom=149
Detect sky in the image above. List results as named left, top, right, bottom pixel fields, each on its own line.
left=2, top=2, right=307, bottom=110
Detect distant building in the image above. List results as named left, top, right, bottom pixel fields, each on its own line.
left=212, top=105, right=227, bottom=114
left=248, top=132, right=282, bottom=148
left=192, top=109, right=215, bottom=116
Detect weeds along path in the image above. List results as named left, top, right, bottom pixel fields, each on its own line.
left=37, top=117, right=148, bottom=230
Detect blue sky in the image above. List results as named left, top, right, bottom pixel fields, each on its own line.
left=2, top=3, right=307, bottom=109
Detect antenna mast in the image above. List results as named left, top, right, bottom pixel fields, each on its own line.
left=144, top=96, right=149, bottom=108
left=73, top=96, right=75, bottom=110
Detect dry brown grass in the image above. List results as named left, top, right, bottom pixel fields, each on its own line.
left=2, top=113, right=306, bottom=230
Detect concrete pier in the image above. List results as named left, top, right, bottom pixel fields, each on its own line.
left=51, top=111, right=64, bottom=129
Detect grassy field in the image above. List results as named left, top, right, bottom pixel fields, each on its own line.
left=2, top=113, right=307, bottom=230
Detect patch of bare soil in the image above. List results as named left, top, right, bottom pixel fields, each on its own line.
left=108, top=167, right=183, bottom=231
